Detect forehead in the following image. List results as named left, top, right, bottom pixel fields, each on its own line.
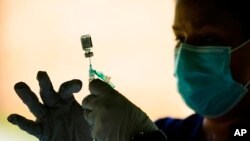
left=173, top=0, right=243, bottom=37
left=175, top=0, right=237, bottom=29
left=173, top=0, right=246, bottom=46
left=175, top=0, right=220, bottom=27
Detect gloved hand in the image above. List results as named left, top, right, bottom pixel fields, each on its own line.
left=7, top=71, right=92, bottom=141
left=82, top=79, right=159, bottom=141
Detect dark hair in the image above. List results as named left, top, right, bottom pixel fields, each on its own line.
left=176, top=0, right=250, bottom=38
left=218, top=0, right=250, bottom=38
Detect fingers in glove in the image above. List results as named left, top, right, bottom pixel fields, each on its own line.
left=58, top=79, right=82, bottom=100
left=90, top=119, right=107, bottom=141
left=37, top=71, right=59, bottom=107
left=8, top=114, right=42, bottom=139
left=14, top=82, right=47, bottom=119
left=82, top=94, right=97, bottom=110
left=83, top=109, right=95, bottom=125
left=89, top=79, right=116, bottom=96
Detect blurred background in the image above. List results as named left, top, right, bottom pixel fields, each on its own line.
left=0, top=0, right=193, bottom=140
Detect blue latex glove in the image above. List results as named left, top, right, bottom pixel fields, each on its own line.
left=8, top=71, right=92, bottom=141
left=82, top=79, right=159, bottom=141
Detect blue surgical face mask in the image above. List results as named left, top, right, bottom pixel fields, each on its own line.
left=174, top=40, right=250, bottom=118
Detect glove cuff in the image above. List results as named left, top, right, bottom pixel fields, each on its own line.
left=130, top=130, right=168, bottom=141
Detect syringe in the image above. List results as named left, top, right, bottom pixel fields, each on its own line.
left=81, top=34, right=115, bottom=88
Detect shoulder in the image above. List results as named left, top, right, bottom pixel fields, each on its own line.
left=155, top=114, right=203, bottom=141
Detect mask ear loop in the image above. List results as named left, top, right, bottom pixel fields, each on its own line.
left=231, top=40, right=250, bottom=52
left=231, top=40, right=250, bottom=89
left=245, top=80, right=250, bottom=89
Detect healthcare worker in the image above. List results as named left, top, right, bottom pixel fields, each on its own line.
left=7, top=0, right=250, bottom=140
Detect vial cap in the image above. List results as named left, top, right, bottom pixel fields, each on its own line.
left=85, top=52, right=94, bottom=58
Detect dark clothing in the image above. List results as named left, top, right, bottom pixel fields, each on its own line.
left=155, top=114, right=204, bottom=141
